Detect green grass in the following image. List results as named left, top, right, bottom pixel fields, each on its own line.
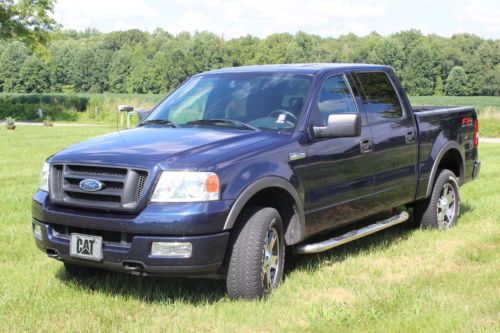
left=0, top=126, right=499, bottom=332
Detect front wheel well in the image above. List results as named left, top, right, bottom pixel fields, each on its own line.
left=235, top=187, right=303, bottom=245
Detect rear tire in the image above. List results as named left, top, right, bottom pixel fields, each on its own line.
left=413, top=169, right=460, bottom=229
left=226, top=207, right=285, bottom=299
left=63, top=263, right=99, bottom=278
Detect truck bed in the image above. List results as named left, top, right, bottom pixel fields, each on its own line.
left=412, top=105, right=478, bottom=200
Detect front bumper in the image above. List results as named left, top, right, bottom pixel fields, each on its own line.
left=32, top=191, right=233, bottom=277
left=33, top=219, right=229, bottom=277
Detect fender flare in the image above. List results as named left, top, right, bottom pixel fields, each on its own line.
left=425, top=141, right=465, bottom=198
left=223, top=176, right=306, bottom=243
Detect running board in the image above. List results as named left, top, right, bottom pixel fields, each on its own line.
left=295, top=211, right=409, bottom=254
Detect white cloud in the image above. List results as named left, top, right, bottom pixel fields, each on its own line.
left=52, top=0, right=500, bottom=39
left=54, top=0, right=158, bottom=31
left=162, top=0, right=388, bottom=38
left=455, top=1, right=500, bottom=34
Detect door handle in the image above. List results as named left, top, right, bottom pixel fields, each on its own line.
left=360, top=139, right=373, bottom=153
left=405, top=131, right=415, bottom=144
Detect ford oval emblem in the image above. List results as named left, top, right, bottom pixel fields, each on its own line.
left=79, top=179, right=104, bottom=192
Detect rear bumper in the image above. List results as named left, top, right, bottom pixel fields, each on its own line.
left=32, top=219, right=230, bottom=277
left=472, top=160, right=481, bottom=179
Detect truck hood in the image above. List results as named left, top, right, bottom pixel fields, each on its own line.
left=49, top=127, right=277, bottom=170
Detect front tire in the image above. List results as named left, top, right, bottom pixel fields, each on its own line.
left=413, top=169, right=461, bottom=229
left=226, top=207, right=285, bottom=299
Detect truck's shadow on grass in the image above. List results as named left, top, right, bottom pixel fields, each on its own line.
left=56, top=204, right=474, bottom=303
left=56, top=269, right=228, bottom=304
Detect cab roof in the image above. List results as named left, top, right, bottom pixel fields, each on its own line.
left=201, top=63, right=389, bottom=76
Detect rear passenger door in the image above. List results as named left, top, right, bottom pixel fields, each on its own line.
left=353, top=71, right=418, bottom=211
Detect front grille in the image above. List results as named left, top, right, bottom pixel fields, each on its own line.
left=66, top=191, right=122, bottom=203
left=51, top=224, right=133, bottom=244
left=50, top=164, right=149, bottom=212
left=135, top=173, right=147, bottom=202
left=66, top=165, right=128, bottom=177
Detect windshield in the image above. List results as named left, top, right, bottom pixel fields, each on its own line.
left=146, top=73, right=313, bottom=131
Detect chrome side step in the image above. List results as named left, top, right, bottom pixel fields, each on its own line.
left=295, top=211, right=409, bottom=254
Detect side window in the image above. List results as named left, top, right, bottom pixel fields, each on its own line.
left=314, top=75, right=357, bottom=126
left=356, top=72, right=403, bottom=123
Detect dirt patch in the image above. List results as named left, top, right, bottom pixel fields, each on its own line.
left=435, top=239, right=465, bottom=255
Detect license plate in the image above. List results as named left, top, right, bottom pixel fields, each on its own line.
left=70, top=234, right=103, bottom=261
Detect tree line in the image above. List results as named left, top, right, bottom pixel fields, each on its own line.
left=0, top=29, right=498, bottom=96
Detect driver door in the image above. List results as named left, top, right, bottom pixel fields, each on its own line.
left=297, top=74, right=375, bottom=236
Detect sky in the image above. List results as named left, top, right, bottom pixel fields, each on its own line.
left=53, top=0, right=500, bottom=39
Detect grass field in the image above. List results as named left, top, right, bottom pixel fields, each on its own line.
left=0, top=126, right=499, bottom=332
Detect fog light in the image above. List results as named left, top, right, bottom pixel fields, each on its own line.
left=33, top=224, right=43, bottom=240
left=151, top=242, right=192, bottom=258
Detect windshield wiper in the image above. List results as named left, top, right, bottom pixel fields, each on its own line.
left=185, top=119, right=257, bottom=131
left=138, top=119, right=177, bottom=128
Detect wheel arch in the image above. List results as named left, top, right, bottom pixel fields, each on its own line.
left=425, top=141, right=465, bottom=198
left=223, top=177, right=305, bottom=245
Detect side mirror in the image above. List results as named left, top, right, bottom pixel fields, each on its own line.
left=313, top=113, right=361, bottom=139
left=137, top=110, right=152, bottom=123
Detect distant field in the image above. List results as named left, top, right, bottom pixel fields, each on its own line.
left=0, top=126, right=498, bottom=332
left=1, top=93, right=499, bottom=137
left=409, top=96, right=500, bottom=112
left=0, top=93, right=162, bottom=125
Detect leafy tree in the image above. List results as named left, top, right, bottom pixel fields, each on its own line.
left=102, top=29, right=148, bottom=51
left=108, top=47, right=133, bottom=93
left=0, top=28, right=497, bottom=95
left=445, top=66, right=468, bottom=96
left=49, top=40, right=78, bottom=92
left=126, top=46, right=155, bottom=93
left=0, top=41, right=29, bottom=91
left=189, top=31, right=225, bottom=72
left=0, top=0, right=57, bottom=45
left=401, top=43, right=435, bottom=96
left=225, top=35, right=259, bottom=66
left=392, top=29, right=424, bottom=67
left=434, top=76, right=444, bottom=95
left=151, top=40, right=191, bottom=93
left=71, top=44, right=111, bottom=92
left=483, top=64, right=500, bottom=96
left=368, top=37, right=404, bottom=75
left=19, top=54, right=49, bottom=92
left=255, top=33, right=301, bottom=64
left=294, top=31, right=321, bottom=61
left=463, top=57, right=484, bottom=95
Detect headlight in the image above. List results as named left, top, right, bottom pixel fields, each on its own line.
left=39, top=162, right=50, bottom=192
left=151, top=171, right=219, bottom=202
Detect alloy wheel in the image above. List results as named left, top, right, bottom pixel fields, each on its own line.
left=436, top=182, right=456, bottom=228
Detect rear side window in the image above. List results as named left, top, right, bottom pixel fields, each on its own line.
left=356, top=72, right=403, bottom=123
left=314, top=75, right=357, bottom=126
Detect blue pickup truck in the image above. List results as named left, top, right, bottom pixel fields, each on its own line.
left=32, top=64, right=480, bottom=299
